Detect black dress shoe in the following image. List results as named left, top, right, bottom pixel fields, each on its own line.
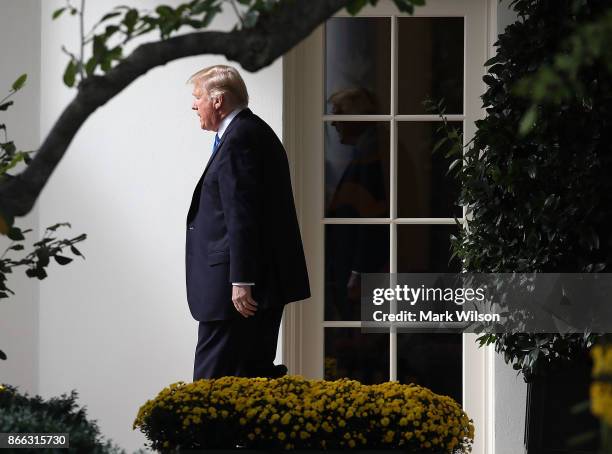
left=270, top=364, right=288, bottom=378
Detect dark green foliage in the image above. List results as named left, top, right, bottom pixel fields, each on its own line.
left=57, top=0, right=421, bottom=88
left=452, top=0, right=612, bottom=381
left=0, top=75, right=33, bottom=174
left=516, top=7, right=612, bottom=132
left=0, top=77, right=87, bottom=361
left=0, top=384, right=125, bottom=454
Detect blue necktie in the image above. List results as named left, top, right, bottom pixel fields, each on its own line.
left=211, top=133, right=220, bottom=157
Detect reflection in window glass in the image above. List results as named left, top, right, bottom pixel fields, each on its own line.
left=325, top=18, right=391, bottom=114
left=325, top=224, right=389, bottom=321
left=397, top=333, right=462, bottom=403
left=325, top=122, right=390, bottom=218
left=397, top=17, right=464, bottom=114
left=397, top=122, right=462, bottom=218
left=397, top=224, right=460, bottom=273
left=325, top=328, right=389, bottom=384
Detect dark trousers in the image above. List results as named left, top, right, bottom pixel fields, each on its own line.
left=193, top=305, right=284, bottom=381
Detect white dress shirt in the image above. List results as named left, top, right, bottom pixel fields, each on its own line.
left=217, top=106, right=254, bottom=287
left=217, top=106, right=244, bottom=139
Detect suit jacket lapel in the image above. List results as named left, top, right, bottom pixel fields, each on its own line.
left=186, top=108, right=251, bottom=224
left=200, top=108, right=250, bottom=180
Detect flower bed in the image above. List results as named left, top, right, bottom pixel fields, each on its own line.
left=591, top=342, right=612, bottom=426
left=134, top=375, right=473, bottom=452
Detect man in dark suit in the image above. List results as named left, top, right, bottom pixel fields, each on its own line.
left=186, top=65, right=310, bottom=381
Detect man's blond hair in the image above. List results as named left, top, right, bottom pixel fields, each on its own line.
left=188, top=65, right=249, bottom=108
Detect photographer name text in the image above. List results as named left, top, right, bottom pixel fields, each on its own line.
left=372, top=310, right=500, bottom=322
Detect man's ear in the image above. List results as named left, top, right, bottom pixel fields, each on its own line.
left=213, top=94, right=224, bottom=111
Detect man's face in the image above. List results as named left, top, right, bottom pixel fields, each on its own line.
left=192, top=85, right=221, bottom=131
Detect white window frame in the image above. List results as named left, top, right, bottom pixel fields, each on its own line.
left=282, top=1, right=500, bottom=453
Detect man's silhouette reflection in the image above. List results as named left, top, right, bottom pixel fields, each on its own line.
left=325, top=88, right=389, bottom=320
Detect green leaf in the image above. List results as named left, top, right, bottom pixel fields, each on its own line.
left=124, top=9, right=139, bottom=32
left=108, top=46, right=123, bottom=61
left=519, top=106, right=537, bottom=136
left=590, top=230, right=600, bottom=250
left=36, top=249, right=50, bottom=268
left=63, top=60, right=77, bottom=87
left=392, top=0, right=415, bottom=13
left=444, top=144, right=461, bottom=158
left=84, top=57, right=97, bottom=76
left=483, top=55, right=500, bottom=66
left=155, top=5, right=175, bottom=17
left=483, top=74, right=497, bottom=86
left=447, top=158, right=461, bottom=175
left=100, top=11, right=122, bottom=23
left=0, top=141, right=16, bottom=154
left=201, top=9, right=219, bottom=27
left=26, top=267, right=48, bottom=280
left=527, top=163, right=536, bottom=179
left=346, top=0, right=368, bottom=15
left=11, top=74, right=27, bottom=91
left=70, top=245, right=84, bottom=257
left=54, top=255, right=73, bottom=265
left=52, top=7, right=66, bottom=19
left=0, top=151, right=29, bottom=175
left=432, top=137, right=448, bottom=154
left=104, top=25, right=120, bottom=38
left=47, top=222, right=71, bottom=232
left=7, top=227, right=25, bottom=241
left=192, top=1, right=214, bottom=14
left=92, top=35, right=107, bottom=60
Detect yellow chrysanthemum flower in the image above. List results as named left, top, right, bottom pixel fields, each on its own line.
left=133, top=375, right=474, bottom=452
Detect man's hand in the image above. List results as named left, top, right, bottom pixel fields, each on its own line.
left=232, top=285, right=258, bottom=317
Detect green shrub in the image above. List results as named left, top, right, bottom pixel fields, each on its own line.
left=0, top=384, right=125, bottom=454
left=451, top=0, right=612, bottom=380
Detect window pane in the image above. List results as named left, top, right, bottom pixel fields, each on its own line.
left=325, top=328, right=389, bottom=384
left=325, top=224, right=389, bottom=321
left=325, top=18, right=391, bottom=114
left=397, top=333, right=462, bottom=404
left=397, top=224, right=460, bottom=272
left=397, top=121, right=462, bottom=218
left=325, top=122, right=390, bottom=218
left=397, top=17, right=464, bottom=114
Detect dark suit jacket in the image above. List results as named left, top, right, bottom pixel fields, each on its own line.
left=185, top=108, right=310, bottom=321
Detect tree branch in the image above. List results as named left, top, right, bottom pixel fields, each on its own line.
left=0, top=0, right=352, bottom=218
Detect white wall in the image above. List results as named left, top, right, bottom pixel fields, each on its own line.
left=495, top=355, right=528, bottom=454
left=493, top=2, right=527, bottom=454
left=37, top=1, right=282, bottom=451
left=2, top=0, right=526, bottom=453
left=497, top=0, right=518, bottom=35
left=0, top=0, right=41, bottom=396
